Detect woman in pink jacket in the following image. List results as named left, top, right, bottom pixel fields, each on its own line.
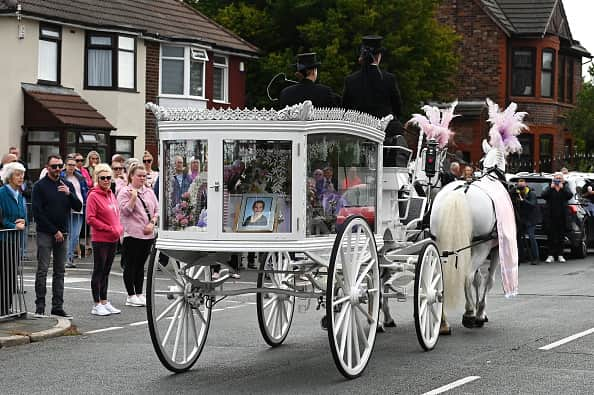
left=118, top=162, right=158, bottom=307
left=85, top=163, right=124, bottom=316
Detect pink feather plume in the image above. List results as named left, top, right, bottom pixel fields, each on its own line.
left=408, top=100, right=458, bottom=148
left=486, top=98, right=528, bottom=154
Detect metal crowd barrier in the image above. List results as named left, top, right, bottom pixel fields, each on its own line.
left=0, top=229, right=27, bottom=321
left=23, top=203, right=91, bottom=263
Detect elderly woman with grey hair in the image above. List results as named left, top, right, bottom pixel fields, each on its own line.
left=0, top=161, right=27, bottom=316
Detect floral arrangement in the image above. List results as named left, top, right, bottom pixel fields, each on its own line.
left=197, top=208, right=207, bottom=228
left=171, top=192, right=193, bottom=230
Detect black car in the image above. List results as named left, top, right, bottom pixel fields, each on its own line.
left=509, top=174, right=590, bottom=259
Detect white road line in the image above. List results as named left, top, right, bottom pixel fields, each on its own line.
left=85, top=326, right=124, bottom=334
left=129, top=321, right=148, bottom=326
left=23, top=283, right=128, bottom=295
left=211, top=308, right=224, bottom=312
left=225, top=305, right=245, bottom=309
left=423, top=376, right=481, bottom=395
left=539, top=327, right=594, bottom=350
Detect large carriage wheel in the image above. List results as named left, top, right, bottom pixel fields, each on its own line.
left=413, top=241, right=443, bottom=351
left=327, top=216, right=380, bottom=379
left=256, top=252, right=295, bottom=347
left=147, top=248, right=211, bottom=372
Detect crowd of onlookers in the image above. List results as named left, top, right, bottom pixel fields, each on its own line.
left=0, top=149, right=161, bottom=319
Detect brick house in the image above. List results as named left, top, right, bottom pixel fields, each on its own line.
left=438, top=0, right=590, bottom=172
left=0, top=0, right=258, bottom=175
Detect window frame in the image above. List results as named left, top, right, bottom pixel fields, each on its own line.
left=540, top=49, right=555, bottom=98
left=567, top=59, right=574, bottom=104
left=37, top=24, right=62, bottom=85
left=84, top=32, right=137, bottom=91
left=511, top=48, right=536, bottom=97
left=159, top=45, right=208, bottom=99
left=111, top=136, right=136, bottom=160
left=212, top=54, right=229, bottom=103
left=558, top=54, right=566, bottom=102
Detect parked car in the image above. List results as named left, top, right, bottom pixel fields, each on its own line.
left=569, top=174, right=594, bottom=248
left=335, top=183, right=376, bottom=232
left=508, top=174, right=591, bottom=259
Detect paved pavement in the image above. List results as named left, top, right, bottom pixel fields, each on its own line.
left=2, top=251, right=594, bottom=394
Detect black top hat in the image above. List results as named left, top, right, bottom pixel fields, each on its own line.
left=361, top=35, right=385, bottom=54
left=293, top=52, right=321, bottom=72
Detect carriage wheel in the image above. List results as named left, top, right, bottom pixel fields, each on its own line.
left=413, top=241, right=443, bottom=351
left=327, top=216, right=380, bottom=379
left=147, top=248, right=211, bottom=372
left=256, top=252, right=295, bottom=347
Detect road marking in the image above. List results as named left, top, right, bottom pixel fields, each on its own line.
left=539, top=327, right=594, bottom=350
left=225, top=305, right=245, bottom=309
left=211, top=308, right=224, bottom=312
left=129, top=321, right=148, bottom=326
left=86, top=326, right=123, bottom=334
left=423, top=376, right=481, bottom=395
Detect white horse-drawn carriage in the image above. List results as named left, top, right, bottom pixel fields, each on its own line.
left=144, top=101, right=445, bottom=379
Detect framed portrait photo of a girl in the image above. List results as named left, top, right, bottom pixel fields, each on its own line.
left=236, top=194, right=276, bottom=232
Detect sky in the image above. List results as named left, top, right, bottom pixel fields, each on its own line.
left=562, top=0, right=594, bottom=78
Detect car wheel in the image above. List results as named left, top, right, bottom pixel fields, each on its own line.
left=571, top=241, right=587, bottom=259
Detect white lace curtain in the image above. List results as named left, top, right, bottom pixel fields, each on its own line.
left=88, top=49, right=112, bottom=86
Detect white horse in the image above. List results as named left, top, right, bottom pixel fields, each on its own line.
left=429, top=140, right=505, bottom=333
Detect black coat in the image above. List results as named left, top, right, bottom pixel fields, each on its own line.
left=279, top=79, right=339, bottom=108
left=511, top=187, right=539, bottom=226
left=342, top=65, right=404, bottom=140
left=541, top=185, right=572, bottom=227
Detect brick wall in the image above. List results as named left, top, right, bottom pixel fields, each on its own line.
left=437, top=0, right=505, bottom=103
left=145, top=41, right=160, bottom=162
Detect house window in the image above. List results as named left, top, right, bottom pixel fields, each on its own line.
left=558, top=55, right=566, bottom=102
left=511, top=49, right=535, bottom=96
left=567, top=59, right=574, bottom=104
left=26, top=131, right=60, bottom=171
left=510, top=134, right=534, bottom=172
left=112, top=137, right=135, bottom=159
left=38, top=24, right=61, bottom=84
left=213, top=55, right=229, bottom=102
left=85, top=33, right=136, bottom=90
left=539, top=134, right=553, bottom=173
left=541, top=49, right=554, bottom=98
left=160, top=45, right=208, bottom=97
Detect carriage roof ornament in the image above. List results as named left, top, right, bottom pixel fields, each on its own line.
left=407, top=100, right=458, bottom=148
left=145, top=101, right=392, bottom=132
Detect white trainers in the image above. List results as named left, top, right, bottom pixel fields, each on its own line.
left=545, top=256, right=554, bottom=263
left=91, top=304, right=111, bottom=316
left=136, top=294, right=147, bottom=306
left=557, top=256, right=566, bottom=263
left=125, top=295, right=142, bottom=307
left=103, top=302, right=121, bottom=314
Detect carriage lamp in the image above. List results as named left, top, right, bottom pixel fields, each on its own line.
left=425, top=139, right=438, bottom=177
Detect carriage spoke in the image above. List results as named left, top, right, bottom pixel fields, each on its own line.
left=263, top=295, right=276, bottom=310
left=162, top=303, right=182, bottom=345
left=431, top=270, right=442, bottom=291
left=194, top=304, right=208, bottom=326
left=172, top=304, right=186, bottom=362
left=159, top=264, right=186, bottom=289
left=355, top=303, right=376, bottom=324
left=333, top=295, right=350, bottom=307
left=266, top=300, right=279, bottom=329
left=338, top=307, right=351, bottom=359
left=156, top=297, right=183, bottom=322
left=351, top=307, right=361, bottom=366
left=354, top=259, right=375, bottom=289
left=189, top=308, right=199, bottom=347
left=334, top=302, right=349, bottom=331
left=353, top=308, right=370, bottom=349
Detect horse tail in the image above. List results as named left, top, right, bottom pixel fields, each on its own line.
left=434, top=189, right=472, bottom=311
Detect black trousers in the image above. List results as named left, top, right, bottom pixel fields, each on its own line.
left=548, top=218, right=565, bottom=257
left=1, top=237, right=19, bottom=316
left=91, top=242, right=117, bottom=303
left=122, top=237, right=154, bottom=296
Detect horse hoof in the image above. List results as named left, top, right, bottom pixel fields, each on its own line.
left=462, top=314, right=476, bottom=328
left=439, top=324, right=452, bottom=335
left=384, top=319, right=397, bottom=328
left=377, top=325, right=386, bottom=333
left=475, top=315, right=488, bottom=328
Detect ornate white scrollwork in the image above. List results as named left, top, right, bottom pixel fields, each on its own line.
left=145, top=100, right=391, bottom=132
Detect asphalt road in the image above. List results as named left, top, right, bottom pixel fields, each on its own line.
left=2, top=251, right=594, bottom=394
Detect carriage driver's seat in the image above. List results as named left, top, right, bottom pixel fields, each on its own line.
left=383, top=135, right=412, bottom=168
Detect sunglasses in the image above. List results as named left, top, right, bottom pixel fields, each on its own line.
left=50, top=164, right=64, bottom=169
left=143, top=159, right=152, bottom=163
left=75, top=159, right=83, bottom=163
left=99, top=175, right=112, bottom=181
left=112, top=167, right=124, bottom=171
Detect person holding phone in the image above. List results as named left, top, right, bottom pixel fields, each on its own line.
left=32, top=155, right=82, bottom=318
left=541, top=172, right=573, bottom=263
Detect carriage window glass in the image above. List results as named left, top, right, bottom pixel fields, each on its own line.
left=306, top=134, right=378, bottom=237
left=162, top=140, right=208, bottom=231
left=222, top=140, right=292, bottom=233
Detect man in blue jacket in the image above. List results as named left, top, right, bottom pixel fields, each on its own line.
left=32, top=155, right=82, bottom=318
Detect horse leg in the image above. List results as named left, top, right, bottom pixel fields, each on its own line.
left=440, top=310, right=452, bottom=335
left=462, top=274, right=476, bottom=328
left=476, top=247, right=499, bottom=326
left=379, top=270, right=396, bottom=331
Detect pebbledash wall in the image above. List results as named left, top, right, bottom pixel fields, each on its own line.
left=0, top=17, right=146, bottom=160
left=437, top=0, right=584, bottom=171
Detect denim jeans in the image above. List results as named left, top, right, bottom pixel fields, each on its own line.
left=35, top=232, right=66, bottom=312
left=525, top=224, right=539, bottom=261
left=67, top=213, right=84, bottom=262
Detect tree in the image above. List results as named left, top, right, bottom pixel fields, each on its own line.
left=566, top=65, right=594, bottom=169
left=189, top=0, right=459, bottom=119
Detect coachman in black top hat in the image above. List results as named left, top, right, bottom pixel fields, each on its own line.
left=279, top=52, right=340, bottom=108
left=342, top=35, right=404, bottom=142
